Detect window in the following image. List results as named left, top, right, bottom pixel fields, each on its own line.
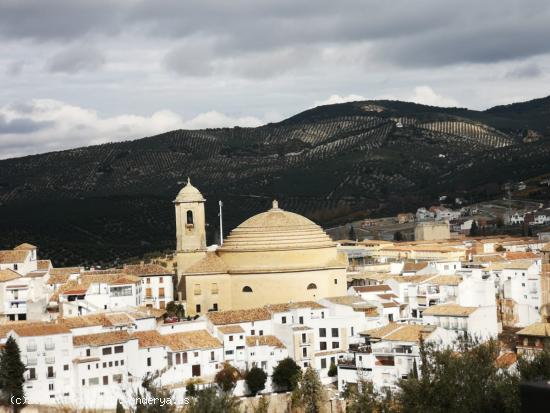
left=159, top=287, right=165, bottom=298
left=89, top=378, right=99, bottom=386
left=103, top=376, right=109, bottom=385
left=351, top=327, right=354, bottom=336
left=110, top=286, right=132, bottom=297
left=102, top=347, right=112, bottom=356
left=210, top=351, right=215, bottom=361
left=332, top=342, right=339, bottom=349
left=49, top=383, right=54, bottom=391
left=196, top=304, right=201, bottom=313
left=86, top=349, right=91, bottom=357
left=194, top=284, right=202, bottom=295
left=229, top=335, right=234, bottom=342
left=259, top=330, right=263, bottom=336
left=28, top=368, right=36, bottom=380
left=319, top=328, right=326, bottom=338
left=115, top=361, right=119, bottom=366
left=282, top=316, right=287, bottom=324
left=147, top=357, right=151, bottom=367
left=146, top=278, right=151, bottom=284
left=307, top=283, right=317, bottom=290
left=14, top=264, right=18, bottom=271
left=321, top=358, right=327, bottom=369
left=211, top=283, right=218, bottom=294
left=47, top=366, right=55, bottom=378
left=242, top=286, right=253, bottom=293
left=213, top=303, right=218, bottom=311
left=63, top=364, right=69, bottom=371
left=114, top=345, right=124, bottom=354
left=109, top=361, right=113, bottom=367
left=320, top=342, right=327, bottom=351
left=299, top=316, right=304, bottom=324
left=81, top=379, right=85, bottom=386
left=302, top=348, right=307, bottom=357
left=331, top=328, right=339, bottom=337
left=187, top=210, right=194, bottom=225
left=176, top=353, right=181, bottom=364
left=302, top=333, right=307, bottom=343
left=182, top=353, right=188, bottom=363
left=160, top=300, right=165, bottom=309
left=334, top=279, right=338, bottom=284
left=113, top=374, right=122, bottom=384
left=159, top=276, right=164, bottom=284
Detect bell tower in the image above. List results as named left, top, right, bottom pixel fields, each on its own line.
left=174, top=178, right=207, bottom=286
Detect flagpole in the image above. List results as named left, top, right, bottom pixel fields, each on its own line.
left=219, top=200, right=224, bottom=246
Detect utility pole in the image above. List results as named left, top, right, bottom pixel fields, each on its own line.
left=219, top=200, right=224, bottom=246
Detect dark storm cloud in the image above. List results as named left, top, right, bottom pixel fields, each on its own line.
left=2, top=0, right=550, bottom=69
left=0, top=114, right=52, bottom=134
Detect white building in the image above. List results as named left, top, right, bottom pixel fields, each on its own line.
left=123, top=264, right=175, bottom=310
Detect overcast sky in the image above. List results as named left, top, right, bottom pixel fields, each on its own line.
left=1, top=0, right=550, bottom=159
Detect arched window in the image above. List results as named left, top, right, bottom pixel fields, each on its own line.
left=186, top=210, right=194, bottom=225
left=242, top=286, right=253, bottom=293
left=307, top=283, right=317, bottom=290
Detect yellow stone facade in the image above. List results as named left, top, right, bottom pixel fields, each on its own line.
left=175, top=184, right=347, bottom=315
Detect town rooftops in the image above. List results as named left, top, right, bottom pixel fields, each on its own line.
left=207, top=308, right=272, bottom=325
left=0, top=269, right=20, bottom=282
left=0, top=250, right=29, bottom=264
left=504, top=252, right=539, bottom=260
left=162, top=330, right=222, bottom=351
left=361, top=323, right=436, bottom=343
left=123, top=263, right=173, bottom=276
left=352, top=284, right=392, bottom=293
left=246, top=335, right=285, bottom=348
left=265, top=301, right=326, bottom=312
left=217, top=325, right=245, bottom=334
left=402, top=262, right=429, bottom=272
left=324, top=296, right=371, bottom=307
left=9, top=323, right=71, bottom=337
left=516, top=322, right=550, bottom=337
left=37, top=260, right=52, bottom=271
left=60, top=312, right=136, bottom=329
left=422, top=275, right=462, bottom=286
left=486, top=260, right=537, bottom=271
left=131, top=330, right=165, bottom=348
left=73, top=331, right=132, bottom=347
left=422, top=303, right=477, bottom=317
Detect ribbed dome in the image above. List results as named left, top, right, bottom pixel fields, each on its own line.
left=220, top=201, right=335, bottom=251
left=175, top=178, right=205, bottom=202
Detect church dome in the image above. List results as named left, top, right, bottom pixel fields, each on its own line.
left=175, top=178, right=205, bottom=203
left=220, top=200, right=335, bottom=252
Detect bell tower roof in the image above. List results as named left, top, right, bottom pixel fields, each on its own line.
left=175, top=178, right=205, bottom=202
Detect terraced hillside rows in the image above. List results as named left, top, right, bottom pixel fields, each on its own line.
left=1, top=97, right=549, bottom=266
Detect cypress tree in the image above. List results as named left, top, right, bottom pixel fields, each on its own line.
left=0, top=336, right=26, bottom=413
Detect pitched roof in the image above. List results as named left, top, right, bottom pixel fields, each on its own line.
left=185, top=253, right=228, bottom=274
left=0, top=250, right=29, bottom=264
left=217, top=325, right=245, bottom=334
left=162, top=330, right=222, bottom=351
left=11, top=323, right=71, bottom=337
left=362, top=323, right=435, bottom=343
left=123, top=263, right=173, bottom=276
left=132, top=330, right=166, bottom=348
left=324, top=296, right=374, bottom=308
left=403, top=262, right=428, bottom=272
left=422, top=303, right=477, bottom=317
left=60, top=313, right=131, bottom=329
left=48, top=267, right=81, bottom=285
left=37, top=260, right=52, bottom=271
left=51, top=273, right=139, bottom=301
left=0, top=269, right=20, bottom=282
left=516, top=322, right=550, bottom=337
left=422, top=275, right=462, bottom=286
left=207, top=308, right=271, bottom=325
left=14, top=243, right=37, bottom=250
left=265, top=301, right=326, bottom=313
left=73, top=331, right=132, bottom=347
left=504, top=252, right=539, bottom=260
left=352, top=284, right=392, bottom=293
left=246, top=335, right=285, bottom=348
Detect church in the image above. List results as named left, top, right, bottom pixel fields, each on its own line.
left=174, top=179, right=347, bottom=315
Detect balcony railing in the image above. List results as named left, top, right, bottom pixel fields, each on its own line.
left=26, top=345, right=37, bottom=352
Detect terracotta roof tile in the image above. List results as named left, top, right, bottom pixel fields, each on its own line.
left=162, top=330, right=222, bottom=351
left=0, top=250, right=29, bottom=264
left=0, top=269, right=20, bottom=282
left=12, top=324, right=71, bottom=337
left=353, top=284, right=392, bottom=293
left=123, top=264, right=173, bottom=276
left=217, top=325, right=245, bottom=334
left=73, top=331, right=132, bottom=347
left=132, top=330, right=165, bottom=348
left=246, top=335, right=285, bottom=348
left=207, top=308, right=271, bottom=325
left=37, top=260, right=52, bottom=271
left=265, top=301, right=326, bottom=312
left=516, top=322, right=550, bottom=337
left=422, top=303, right=477, bottom=317
left=185, top=253, right=228, bottom=274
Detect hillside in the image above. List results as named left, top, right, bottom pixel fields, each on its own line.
left=1, top=97, right=550, bottom=266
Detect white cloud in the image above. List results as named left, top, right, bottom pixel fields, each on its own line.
left=0, top=99, right=264, bottom=159
left=407, top=86, right=459, bottom=107
left=313, top=94, right=366, bottom=107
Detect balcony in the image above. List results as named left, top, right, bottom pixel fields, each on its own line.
left=45, top=343, right=55, bottom=351
left=26, top=344, right=37, bottom=352
left=26, top=358, right=37, bottom=366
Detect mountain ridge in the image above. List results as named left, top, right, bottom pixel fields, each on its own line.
left=1, top=95, right=550, bottom=266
